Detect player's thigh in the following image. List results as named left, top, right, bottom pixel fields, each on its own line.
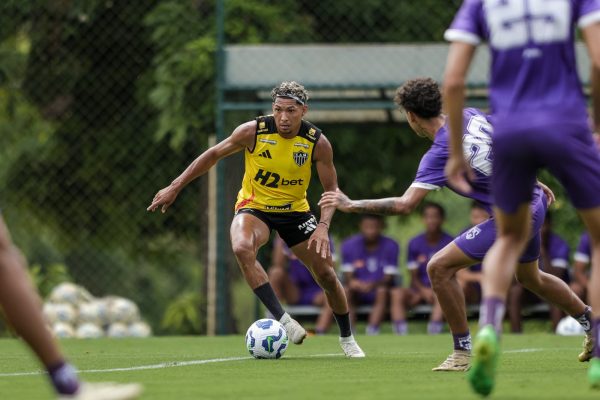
left=493, top=203, right=532, bottom=243
left=515, top=261, right=541, bottom=286
left=579, top=207, right=600, bottom=251
left=432, top=240, right=481, bottom=278
left=290, top=239, right=334, bottom=278
left=230, top=211, right=271, bottom=252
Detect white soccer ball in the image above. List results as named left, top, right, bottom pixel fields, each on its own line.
left=52, top=322, right=75, bottom=338
left=128, top=321, right=152, bottom=338
left=107, top=297, right=140, bottom=324
left=43, top=303, right=59, bottom=325
left=556, top=316, right=585, bottom=336
left=49, top=283, right=80, bottom=305
left=76, top=323, right=104, bottom=339
left=107, top=323, right=129, bottom=338
left=245, top=319, right=288, bottom=359
left=78, top=301, right=104, bottom=325
left=52, top=303, right=77, bottom=324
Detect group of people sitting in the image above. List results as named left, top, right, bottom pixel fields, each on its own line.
left=268, top=201, right=593, bottom=335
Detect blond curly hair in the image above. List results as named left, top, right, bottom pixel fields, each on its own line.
left=271, top=81, right=309, bottom=105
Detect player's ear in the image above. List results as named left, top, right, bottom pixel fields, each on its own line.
left=301, top=105, right=308, bottom=116
left=406, top=110, right=416, bottom=123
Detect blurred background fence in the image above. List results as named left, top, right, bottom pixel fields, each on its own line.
left=0, top=0, right=586, bottom=335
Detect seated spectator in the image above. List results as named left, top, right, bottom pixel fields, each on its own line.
left=403, top=202, right=453, bottom=335
left=269, top=235, right=332, bottom=334
left=572, top=232, right=591, bottom=303
left=456, top=202, right=489, bottom=306
left=507, top=212, right=570, bottom=332
left=341, top=214, right=401, bottom=335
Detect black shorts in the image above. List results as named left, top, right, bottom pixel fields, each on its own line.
left=235, top=208, right=317, bottom=247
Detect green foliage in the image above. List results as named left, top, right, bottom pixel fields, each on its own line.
left=28, top=263, right=71, bottom=298
left=161, top=291, right=205, bottom=335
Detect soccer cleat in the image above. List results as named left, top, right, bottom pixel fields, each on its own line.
left=467, top=325, right=499, bottom=397
left=579, top=333, right=594, bottom=362
left=432, top=350, right=471, bottom=372
left=58, top=382, right=143, bottom=400
left=280, top=313, right=307, bottom=344
left=589, top=358, right=600, bottom=389
left=339, top=335, right=366, bottom=358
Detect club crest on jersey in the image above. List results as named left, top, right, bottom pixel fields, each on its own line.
left=466, top=226, right=481, bottom=240
left=293, top=151, right=308, bottom=167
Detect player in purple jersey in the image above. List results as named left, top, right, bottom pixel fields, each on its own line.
left=341, top=215, right=402, bottom=335
left=443, top=0, right=600, bottom=393
left=404, top=203, right=453, bottom=335
left=319, top=77, right=592, bottom=372
left=0, top=214, right=142, bottom=399
left=573, top=232, right=592, bottom=302
left=270, top=235, right=333, bottom=334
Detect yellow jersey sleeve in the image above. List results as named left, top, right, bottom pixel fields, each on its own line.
left=235, top=115, right=321, bottom=213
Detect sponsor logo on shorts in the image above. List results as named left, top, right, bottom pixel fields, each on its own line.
left=298, top=216, right=317, bottom=234
left=466, top=226, right=481, bottom=240
left=264, top=204, right=292, bottom=211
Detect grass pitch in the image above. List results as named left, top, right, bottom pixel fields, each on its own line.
left=0, top=334, right=596, bottom=399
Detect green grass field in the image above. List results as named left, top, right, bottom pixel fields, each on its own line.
left=0, top=334, right=596, bottom=399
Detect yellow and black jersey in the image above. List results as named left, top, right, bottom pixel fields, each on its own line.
left=235, top=115, right=322, bottom=213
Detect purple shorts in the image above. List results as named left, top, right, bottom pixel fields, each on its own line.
left=491, top=115, right=600, bottom=213
left=454, top=187, right=547, bottom=263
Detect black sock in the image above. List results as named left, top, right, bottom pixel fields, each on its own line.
left=253, top=283, right=285, bottom=320
left=333, top=312, right=352, bottom=337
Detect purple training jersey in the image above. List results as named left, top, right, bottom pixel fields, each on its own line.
left=411, top=108, right=493, bottom=213
left=445, top=0, right=600, bottom=118
left=407, top=232, right=454, bottom=288
left=543, top=232, right=570, bottom=271
left=574, top=232, right=591, bottom=265
left=341, top=234, right=400, bottom=282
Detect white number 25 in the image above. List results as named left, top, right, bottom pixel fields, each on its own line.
left=484, top=0, right=571, bottom=50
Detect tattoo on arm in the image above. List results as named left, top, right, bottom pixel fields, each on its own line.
left=352, top=198, right=399, bottom=215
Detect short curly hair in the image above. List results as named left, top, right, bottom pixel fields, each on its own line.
left=271, top=81, right=309, bottom=105
left=394, top=77, right=442, bottom=119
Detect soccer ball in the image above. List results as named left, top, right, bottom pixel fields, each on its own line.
left=556, top=316, right=585, bottom=336
left=52, top=322, right=75, bottom=338
left=128, top=321, right=152, bottom=338
left=78, top=301, right=103, bottom=325
left=107, top=297, right=140, bottom=324
left=76, top=323, right=104, bottom=339
left=245, top=319, right=288, bottom=359
left=107, top=322, right=129, bottom=338
left=49, top=283, right=80, bottom=305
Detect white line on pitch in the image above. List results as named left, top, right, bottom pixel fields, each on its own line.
left=0, top=353, right=343, bottom=377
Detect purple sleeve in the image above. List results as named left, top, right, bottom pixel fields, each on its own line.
left=340, top=240, right=354, bottom=273
left=574, top=234, right=591, bottom=263
left=411, top=146, right=448, bottom=190
left=383, top=240, right=400, bottom=275
left=444, top=0, right=485, bottom=45
left=406, top=238, right=419, bottom=270
left=550, top=238, right=570, bottom=269
left=578, top=0, right=600, bottom=27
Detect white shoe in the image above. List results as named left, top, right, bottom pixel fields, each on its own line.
left=339, top=335, right=366, bottom=358
left=432, top=350, right=471, bottom=371
left=280, top=313, right=307, bottom=344
left=58, top=382, right=143, bottom=400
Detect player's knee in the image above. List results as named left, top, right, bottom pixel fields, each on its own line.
left=313, top=267, right=338, bottom=290
left=231, top=241, right=255, bottom=264
left=427, top=255, right=448, bottom=287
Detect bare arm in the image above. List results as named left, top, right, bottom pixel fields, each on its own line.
left=442, top=41, right=477, bottom=193
left=583, top=22, right=600, bottom=133
left=314, top=135, right=338, bottom=226
left=147, top=121, right=256, bottom=212
left=319, top=186, right=430, bottom=216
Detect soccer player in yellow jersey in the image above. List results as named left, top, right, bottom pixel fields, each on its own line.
left=148, top=81, right=364, bottom=357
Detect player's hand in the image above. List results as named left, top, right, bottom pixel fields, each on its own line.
left=536, top=181, right=555, bottom=206
left=147, top=185, right=180, bottom=213
left=318, top=188, right=353, bottom=213
left=444, top=155, right=475, bottom=194
left=307, top=224, right=330, bottom=259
